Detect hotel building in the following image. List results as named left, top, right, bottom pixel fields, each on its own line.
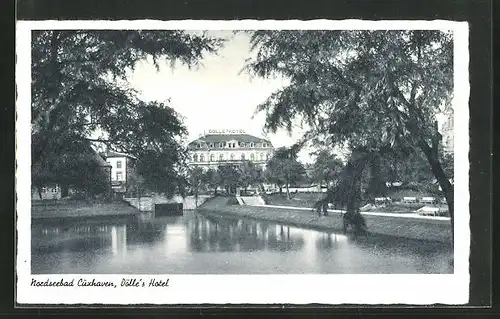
left=187, top=129, right=274, bottom=169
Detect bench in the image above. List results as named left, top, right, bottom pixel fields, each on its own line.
left=421, top=197, right=436, bottom=204
left=417, top=206, right=441, bottom=216
left=402, top=197, right=417, bottom=204
left=375, top=197, right=392, bottom=204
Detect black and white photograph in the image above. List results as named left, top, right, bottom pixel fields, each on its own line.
left=16, top=20, right=470, bottom=305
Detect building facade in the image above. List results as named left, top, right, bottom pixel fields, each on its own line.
left=187, top=130, right=274, bottom=170
left=441, top=106, right=454, bottom=153
left=103, top=151, right=137, bottom=193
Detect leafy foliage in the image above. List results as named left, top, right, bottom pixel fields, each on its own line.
left=187, top=167, right=205, bottom=206
left=244, top=30, right=455, bottom=224
left=32, top=134, right=111, bottom=197
left=310, top=150, right=343, bottom=187
left=238, top=160, right=264, bottom=192
left=32, top=30, right=223, bottom=196
left=217, top=165, right=241, bottom=194
left=265, top=147, right=306, bottom=198
left=202, top=168, right=223, bottom=195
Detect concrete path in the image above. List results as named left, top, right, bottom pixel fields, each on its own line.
left=261, top=204, right=451, bottom=221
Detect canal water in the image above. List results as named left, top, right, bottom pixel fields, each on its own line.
left=31, top=211, right=453, bottom=274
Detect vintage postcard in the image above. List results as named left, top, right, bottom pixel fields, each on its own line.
left=16, top=19, right=469, bottom=305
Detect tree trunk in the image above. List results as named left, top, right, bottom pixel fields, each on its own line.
left=342, top=156, right=367, bottom=235
left=37, top=186, right=43, bottom=200
left=286, top=182, right=290, bottom=200
left=279, top=185, right=282, bottom=194
left=367, top=153, right=387, bottom=198
left=419, top=141, right=454, bottom=237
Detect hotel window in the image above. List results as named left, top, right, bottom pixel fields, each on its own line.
left=116, top=172, right=123, bottom=181
left=263, top=143, right=267, bottom=148
left=250, top=153, right=255, bottom=161
left=200, top=155, right=205, bottom=162
left=209, top=143, right=214, bottom=148
left=260, top=153, right=264, bottom=160
left=250, top=143, right=254, bottom=147
left=241, top=154, right=245, bottom=160
left=116, top=160, right=122, bottom=169
left=219, top=154, right=224, bottom=161
left=193, top=154, right=198, bottom=162
left=266, top=153, right=271, bottom=160
left=230, top=153, right=235, bottom=160
left=210, top=154, right=215, bottom=162
left=240, top=142, right=245, bottom=148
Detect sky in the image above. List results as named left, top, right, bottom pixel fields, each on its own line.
left=125, top=31, right=314, bottom=163
left=124, top=30, right=452, bottom=164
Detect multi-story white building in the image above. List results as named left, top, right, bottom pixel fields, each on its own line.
left=441, top=106, right=454, bottom=153
left=187, top=129, right=274, bottom=169
left=102, top=151, right=137, bottom=193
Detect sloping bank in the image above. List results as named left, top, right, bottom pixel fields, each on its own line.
left=196, top=196, right=452, bottom=243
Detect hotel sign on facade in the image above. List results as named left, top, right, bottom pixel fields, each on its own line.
left=205, top=129, right=246, bottom=135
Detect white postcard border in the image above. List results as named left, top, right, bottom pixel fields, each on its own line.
left=16, top=20, right=470, bottom=305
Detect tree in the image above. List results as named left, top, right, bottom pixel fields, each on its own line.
left=203, top=168, right=222, bottom=196
left=188, top=167, right=205, bottom=207
left=32, top=30, right=223, bottom=198
left=243, top=30, right=455, bottom=231
left=126, top=172, right=146, bottom=199
left=265, top=147, right=306, bottom=199
left=310, top=150, right=343, bottom=189
left=32, top=132, right=111, bottom=198
left=217, top=165, right=241, bottom=195
left=238, top=160, right=264, bottom=194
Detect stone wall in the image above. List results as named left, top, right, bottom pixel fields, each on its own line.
left=124, top=195, right=212, bottom=211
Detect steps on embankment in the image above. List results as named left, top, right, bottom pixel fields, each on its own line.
left=237, top=196, right=265, bottom=206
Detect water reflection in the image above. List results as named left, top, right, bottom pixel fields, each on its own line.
left=315, top=233, right=345, bottom=250
left=186, top=214, right=306, bottom=253
left=31, top=210, right=453, bottom=274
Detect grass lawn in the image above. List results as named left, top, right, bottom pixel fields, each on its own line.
left=263, top=193, right=324, bottom=209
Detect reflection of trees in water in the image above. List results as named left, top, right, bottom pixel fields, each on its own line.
left=125, top=220, right=165, bottom=245
left=264, top=225, right=305, bottom=252
left=315, top=233, right=343, bottom=251
left=32, top=223, right=115, bottom=254
left=187, top=214, right=305, bottom=252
